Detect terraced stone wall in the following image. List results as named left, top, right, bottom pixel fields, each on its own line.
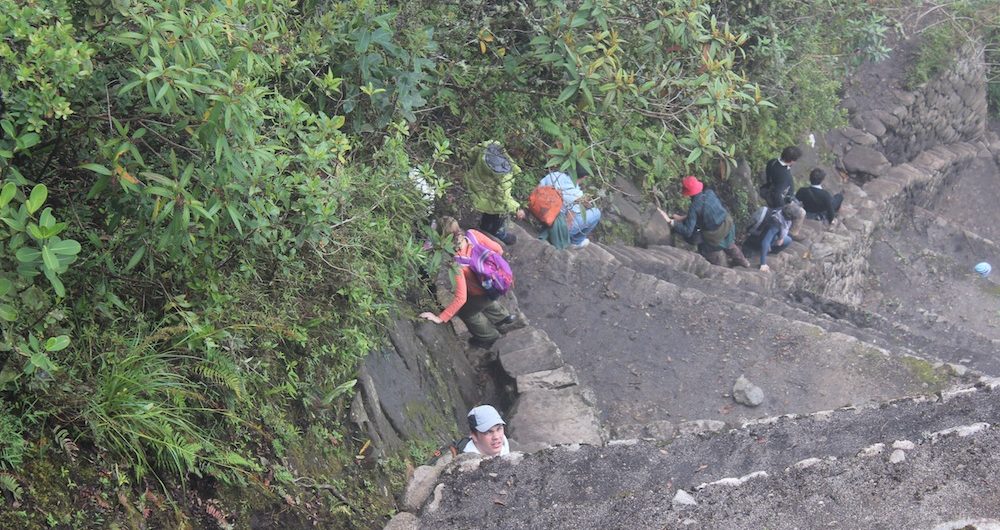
left=855, top=43, right=987, bottom=165
left=800, top=45, right=992, bottom=305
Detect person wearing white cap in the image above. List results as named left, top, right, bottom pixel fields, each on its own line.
left=464, top=405, right=510, bottom=457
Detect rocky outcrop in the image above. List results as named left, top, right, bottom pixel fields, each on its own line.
left=352, top=318, right=482, bottom=456
left=415, top=378, right=1000, bottom=528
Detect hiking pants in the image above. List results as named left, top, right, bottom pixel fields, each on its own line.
left=701, top=244, right=750, bottom=268
left=783, top=202, right=805, bottom=237
left=479, top=214, right=508, bottom=240
left=457, top=295, right=510, bottom=342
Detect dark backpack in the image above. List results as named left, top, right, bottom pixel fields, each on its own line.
left=745, top=207, right=785, bottom=243
left=746, top=206, right=769, bottom=238
left=454, top=230, right=514, bottom=300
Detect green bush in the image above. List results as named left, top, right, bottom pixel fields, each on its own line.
left=906, top=25, right=959, bottom=89
left=0, top=0, right=924, bottom=524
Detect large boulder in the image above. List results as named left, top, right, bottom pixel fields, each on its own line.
left=842, top=146, right=891, bottom=181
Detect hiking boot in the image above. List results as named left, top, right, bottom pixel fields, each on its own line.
left=497, top=314, right=524, bottom=334
left=468, top=336, right=498, bottom=349
left=571, top=238, right=591, bottom=249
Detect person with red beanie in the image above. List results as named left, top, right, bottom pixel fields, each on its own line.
left=660, top=176, right=750, bottom=268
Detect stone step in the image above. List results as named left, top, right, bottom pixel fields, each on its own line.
left=505, top=224, right=975, bottom=434
left=604, top=232, right=998, bottom=379
left=410, top=378, right=1000, bottom=528
left=597, top=244, right=939, bottom=371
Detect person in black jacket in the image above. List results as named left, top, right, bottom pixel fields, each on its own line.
left=796, top=168, right=844, bottom=224
left=761, top=146, right=806, bottom=240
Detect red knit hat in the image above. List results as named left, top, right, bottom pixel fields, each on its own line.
left=681, top=176, right=703, bottom=197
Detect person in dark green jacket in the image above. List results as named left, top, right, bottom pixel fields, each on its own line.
left=466, top=141, right=525, bottom=245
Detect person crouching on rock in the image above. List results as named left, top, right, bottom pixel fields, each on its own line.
left=662, top=176, right=751, bottom=268
left=464, top=405, right=510, bottom=457
left=419, top=217, right=517, bottom=349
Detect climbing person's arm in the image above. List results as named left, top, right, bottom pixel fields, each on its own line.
left=420, top=270, right=468, bottom=323
left=671, top=202, right=698, bottom=238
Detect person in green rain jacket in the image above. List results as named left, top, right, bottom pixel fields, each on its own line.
left=466, top=141, right=525, bottom=245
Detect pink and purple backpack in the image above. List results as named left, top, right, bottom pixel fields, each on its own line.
left=454, top=230, right=514, bottom=300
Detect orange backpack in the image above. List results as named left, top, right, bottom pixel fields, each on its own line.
left=527, top=186, right=563, bottom=227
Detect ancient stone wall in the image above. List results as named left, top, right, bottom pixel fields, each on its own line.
left=798, top=41, right=993, bottom=305
left=848, top=43, right=987, bottom=166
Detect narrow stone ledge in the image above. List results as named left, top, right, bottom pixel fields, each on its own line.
left=515, top=365, right=579, bottom=392
left=508, top=388, right=604, bottom=447
left=496, top=327, right=565, bottom=379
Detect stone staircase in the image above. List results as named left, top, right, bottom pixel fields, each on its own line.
left=385, top=39, right=1000, bottom=529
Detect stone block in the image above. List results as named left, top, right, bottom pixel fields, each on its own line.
left=403, top=463, right=447, bottom=511
left=843, top=146, right=890, bottom=178
left=496, top=327, right=564, bottom=379
left=678, top=419, right=727, bottom=436
left=509, top=388, right=604, bottom=446
left=516, top=365, right=579, bottom=392
left=838, top=127, right=878, bottom=147
left=384, top=512, right=420, bottom=530
left=859, top=112, right=886, bottom=137
left=642, top=210, right=674, bottom=247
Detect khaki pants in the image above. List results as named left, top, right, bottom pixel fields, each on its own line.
left=784, top=202, right=805, bottom=237
left=457, top=295, right=510, bottom=342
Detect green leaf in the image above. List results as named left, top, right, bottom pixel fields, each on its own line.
left=44, top=335, right=71, bottom=352
left=79, top=163, right=112, bottom=176
left=125, top=246, right=145, bottom=271
left=16, top=133, right=40, bottom=151
left=39, top=208, right=55, bottom=228
left=685, top=147, right=703, bottom=164
left=555, top=83, right=579, bottom=104
left=0, top=278, right=11, bottom=297
left=42, top=246, right=59, bottom=271
left=49, top=239, right=81, bottom=256
left=0, top=182, right=16, bottom=209
left=226, top=204, right=243, bottom=235
left=44, top=269, right=65, bottom=297
left=27, top=224, right=44, bottom=240
left=15, top=247, right=41, bottom=263
left=0, top=304, right=16, bottom=321
left=26, top=184, right=47, bottom=214
left=28, top=352, right=57, bottom=373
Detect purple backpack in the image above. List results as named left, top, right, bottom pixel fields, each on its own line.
left=455, top=230, right=514, bottom=300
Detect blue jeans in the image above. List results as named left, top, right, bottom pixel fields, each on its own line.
left=569, top=207, right=601, bottom=244
left=759, top=227, right=791, bottom=266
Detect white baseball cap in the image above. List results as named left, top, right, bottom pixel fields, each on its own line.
left=467, top=405, right=506, bottom=433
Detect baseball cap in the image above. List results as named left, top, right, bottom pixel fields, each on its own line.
left=467, top=405, right=506, bottom=433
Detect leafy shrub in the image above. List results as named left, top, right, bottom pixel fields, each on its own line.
left=906, top=25, right=958, bottom=89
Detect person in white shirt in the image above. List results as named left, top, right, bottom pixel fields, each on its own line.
left=462, top=405, right=510, bottom=457
left=538, top=170, right=602, bottom=249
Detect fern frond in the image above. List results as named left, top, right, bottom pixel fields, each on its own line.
left=51, top=426, right=79, bottom=461
left=196, top=353, right=245, bottom=401
left=0, top=473, right=23, bottom=501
